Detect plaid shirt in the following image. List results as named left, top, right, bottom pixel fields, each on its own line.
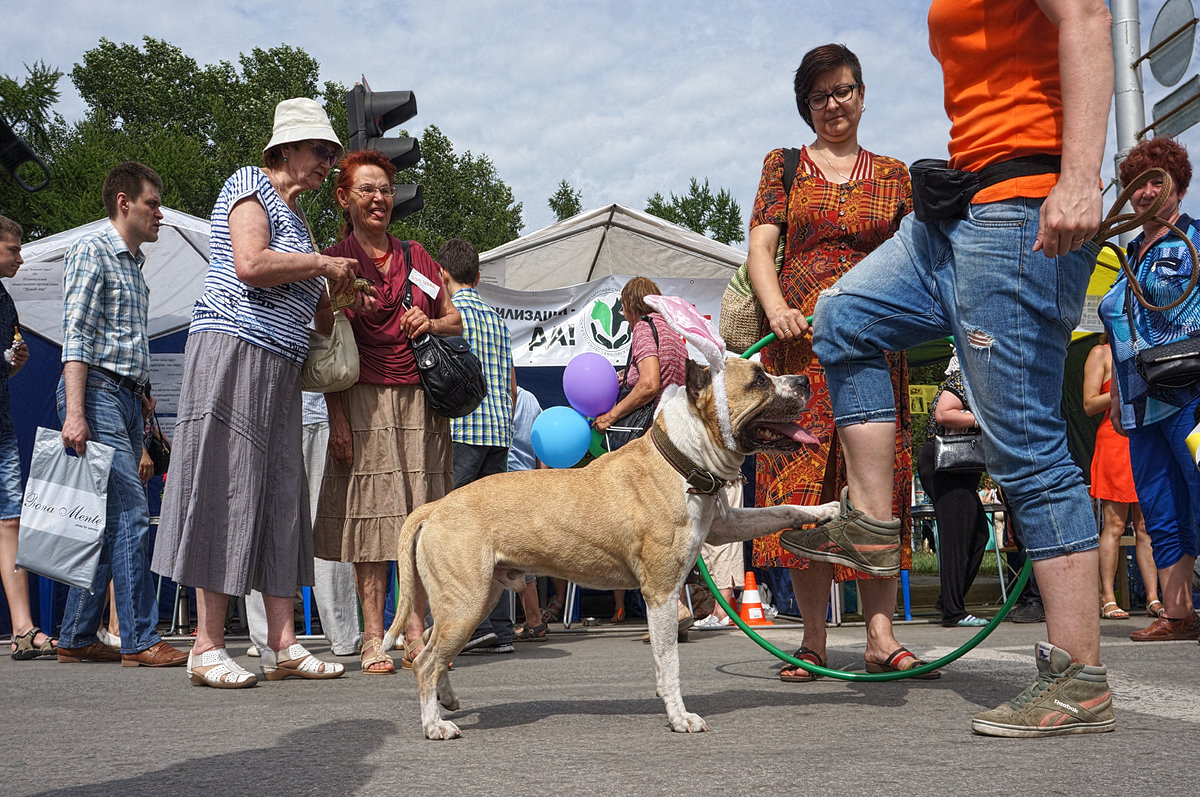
left=450, top=287, right=514, bottom=447
left=62, top=223, right=151, bottom=384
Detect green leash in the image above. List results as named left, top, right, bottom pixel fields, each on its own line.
left=696, top=329, right=1033, bottom=680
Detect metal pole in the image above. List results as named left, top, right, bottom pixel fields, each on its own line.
left=1111, top=0, right=1145, bottom=246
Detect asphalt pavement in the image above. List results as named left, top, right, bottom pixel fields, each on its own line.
left=3, top=614, right=1198, bottom=796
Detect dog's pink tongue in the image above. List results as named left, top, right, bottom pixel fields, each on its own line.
left=768, top=422, right=819, bottom=445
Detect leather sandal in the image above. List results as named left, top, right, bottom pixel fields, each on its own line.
left=1147, top=600, right=1167, bottom=618
left=780, top=646, right=825, bottom=682
left=541, top=598, right=564, bottom=624
left=261, top=643, right=345, bottom=681
left=514, top=622, right=548, bottom=641
left=865, top=647, right=942, bottom=680
left=187, top=648, right=258, bottom=688
left=1101, top=601, right=1130, bottom=620
left=10, top=626, right=57, bottom=660
left=401, top=637, right=422, bottom=670
left=360, top=637, right=395, bottom=675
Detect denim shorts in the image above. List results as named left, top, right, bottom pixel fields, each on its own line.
left=813, top=198, right=1099, bottom=560
left=0, top=432, right=22, bottom=520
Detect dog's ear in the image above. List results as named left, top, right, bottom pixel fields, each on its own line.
left=686, top=359, right=711, bottom=404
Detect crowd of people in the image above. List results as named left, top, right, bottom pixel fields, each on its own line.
left=4, top=0, right=1200, bottom=741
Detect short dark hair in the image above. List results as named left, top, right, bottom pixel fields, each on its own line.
left=1119, top=136, right=1192, bottom=197
left=101, top=161, right=163, bottom=219
left=620, top=276, right=663, bottom=319
left=437, top=238, right=480, bottom=284
left=0, top=214, right=21, bottom=241
left=794, top=43, right=863, bottom=131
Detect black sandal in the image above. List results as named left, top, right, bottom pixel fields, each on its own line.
left=514, top=622, right=548, bottom=641
left=10, top=627, right=57, bottom=660
left=540, top=598, right=564, bottom=624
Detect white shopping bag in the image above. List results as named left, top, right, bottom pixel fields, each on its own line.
left=15, top=426, right=115, bottom=592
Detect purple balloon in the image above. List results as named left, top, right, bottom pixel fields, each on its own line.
left=563, top=352, right=619, bottom=418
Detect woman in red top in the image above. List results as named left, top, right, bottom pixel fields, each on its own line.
left=1082, top=337, right=1161, bottom=620
left=313, top=150, right=462, bottom=675
left=744, top=43, right=929, bottom=681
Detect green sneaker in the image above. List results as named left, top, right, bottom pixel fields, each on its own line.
left=972, top=642, right=1115, bottom=737
left=777, top=487, right=901, bottom=577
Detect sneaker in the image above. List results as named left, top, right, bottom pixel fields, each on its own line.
left=1006, top=600, right=1045, bottom=624
left=971, top=642, right=1115, bottom=738
left=955, top=614, right=988, bottom=627
left=461, top=631, right=498, bottom=652
left=461, top=642, right=515, bottom=656
left=777, top=487, right=901, bottom=577
left=693, top=614, right=734, bottom=631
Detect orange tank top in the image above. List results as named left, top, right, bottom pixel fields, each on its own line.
left=928, top=0, right=1061, bottom=203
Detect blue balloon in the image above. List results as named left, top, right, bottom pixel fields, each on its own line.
left=563, top=352, right=619, bottom=418
left=531, top=406, right=592, bottom=469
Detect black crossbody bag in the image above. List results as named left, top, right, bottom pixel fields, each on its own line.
left=605, top=316, right=661, bottom=451
left=909, top=155, right=1061, bottom=222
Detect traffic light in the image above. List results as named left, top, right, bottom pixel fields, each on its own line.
left=345, top=83, right=423, bottom=221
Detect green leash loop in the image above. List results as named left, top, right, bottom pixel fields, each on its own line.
left=703, top=329, right=1032, bottom=680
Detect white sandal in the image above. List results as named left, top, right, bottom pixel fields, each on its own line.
left=260, top=643, right=345, bottom=681
left=187, top=648, right=258, bottom=689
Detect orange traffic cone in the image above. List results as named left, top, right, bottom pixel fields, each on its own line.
left=738, top=571, right=774, bottom=626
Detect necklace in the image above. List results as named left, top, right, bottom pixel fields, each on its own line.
left=813, top=145, right=858, bottom=183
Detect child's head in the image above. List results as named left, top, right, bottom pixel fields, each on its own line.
left=437, top=238, right=480, bottom=287
left=0, top=215, right=22, bottom=280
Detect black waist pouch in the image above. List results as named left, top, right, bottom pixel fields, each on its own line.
left=910, top=155, right=1061, bottom=223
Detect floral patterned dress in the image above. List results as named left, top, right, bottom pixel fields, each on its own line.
left=750, top=146, right=913, bottom=581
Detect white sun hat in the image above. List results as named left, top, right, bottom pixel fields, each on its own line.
left=263, top=98, right=344, bottom=157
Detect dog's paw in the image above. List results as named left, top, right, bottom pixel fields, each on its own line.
left=424, top=719, right=462, bottom=740
left=668, top=712, right=708, bottom=733
left=812, top=500, right=841, bottom=524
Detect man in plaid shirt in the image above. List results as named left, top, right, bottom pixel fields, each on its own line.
left=56, top=162, right=186, bottom=668
left=438, top=237, right=516, bottom=653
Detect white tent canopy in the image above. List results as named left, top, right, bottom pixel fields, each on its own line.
left=479, top=203, right=745, bottom=290
left=9, top=207, right=211, bottom=345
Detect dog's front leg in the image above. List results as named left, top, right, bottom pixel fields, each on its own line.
left=705, top=501, right=841, bottom=545
left=645, top=601, right=707, bottom=734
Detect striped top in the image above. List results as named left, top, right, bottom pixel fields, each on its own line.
left=190, top=166, right=323, bottom=365
left=61, top=222, right=151, bottom=384
left=450, top=287, right=514, bottom=447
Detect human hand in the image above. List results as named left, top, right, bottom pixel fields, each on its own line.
left=138, top=448, right=154, bottom=483
left=9, top=342, right=28, bottom=370
left=1034, top=173, right=1101, bottom=258
left=765, top=306, right=811, bottom=343
left=141, top=392, right=156, bottom=416
left=329, top=410, right=354, bottom=466
left=399, top=306, right=432, bottom=339
left=593, top=412, right=617, bottom=432
left=61, top=413, right=91, bottom=455
left=321, top=256, right=359, bottom=298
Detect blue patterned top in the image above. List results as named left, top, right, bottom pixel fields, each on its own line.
left=190, top=167, right=323, bottom=364
left=450, top=287, right=514, bottom=447
left=61, top=223, right=151, bottom=383
left=1098, top=213, right=1200, bottom=427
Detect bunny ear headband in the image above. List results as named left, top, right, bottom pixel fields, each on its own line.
left=644, top=294, right=736, bottom=450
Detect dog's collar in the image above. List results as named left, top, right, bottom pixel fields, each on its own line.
left=649, top=423, right=727, bottom=496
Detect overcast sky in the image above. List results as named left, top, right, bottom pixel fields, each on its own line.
left=4, top=1, right=1199, bottom=239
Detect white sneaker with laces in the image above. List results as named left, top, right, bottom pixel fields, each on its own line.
left=693, top=614, right=734, bottom=631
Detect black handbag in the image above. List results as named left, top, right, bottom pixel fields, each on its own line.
left=605, top=317, right=660, bottom=451
left=933, top=429, right=986, bottom=473
left=399, top=241, right=486, bottom=419
left=1125, top=282, right=1200, bottom=390
left=143, top=407, right=170, bottom=476
left=909, top=155, right=1060, bottom=222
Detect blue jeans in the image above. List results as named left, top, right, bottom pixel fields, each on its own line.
left=1128, top=397, right=1200, bottom=570
left=0, top=431, right=22, bottom=519
left=813, top=198, right=1099, bottom=560
left=55, top=371, right=162, bottom=653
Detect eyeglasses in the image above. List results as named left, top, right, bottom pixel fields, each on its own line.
left=309, top=141, right=338, bottom=166
left=806, top=83, right=860, bottom=111
left=351, top=185, right=398, bottom=198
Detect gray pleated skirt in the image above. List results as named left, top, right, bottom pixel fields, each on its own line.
left=152, top=332, right=313, bottom=597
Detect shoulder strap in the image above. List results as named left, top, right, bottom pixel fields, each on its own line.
left=782, top=147, right=800, bottom=198
left=620, top=315, right=659, bottom=388
left=399, top=240, right=414, bottom=309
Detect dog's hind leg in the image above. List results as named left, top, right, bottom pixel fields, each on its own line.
left=645, top=600, right=707, bottom=734
left=415, top=622, right=464, bottom=740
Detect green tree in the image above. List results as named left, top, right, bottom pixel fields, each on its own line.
left=644, top=178, right=744, bottom=245
left=548, top=179, right=582, bottom=221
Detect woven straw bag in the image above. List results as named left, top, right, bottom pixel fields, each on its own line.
left=718, top=147, right=799, bottom=353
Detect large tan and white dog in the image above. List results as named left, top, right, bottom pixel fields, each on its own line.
left=383, top=357, right=839, bottom=739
